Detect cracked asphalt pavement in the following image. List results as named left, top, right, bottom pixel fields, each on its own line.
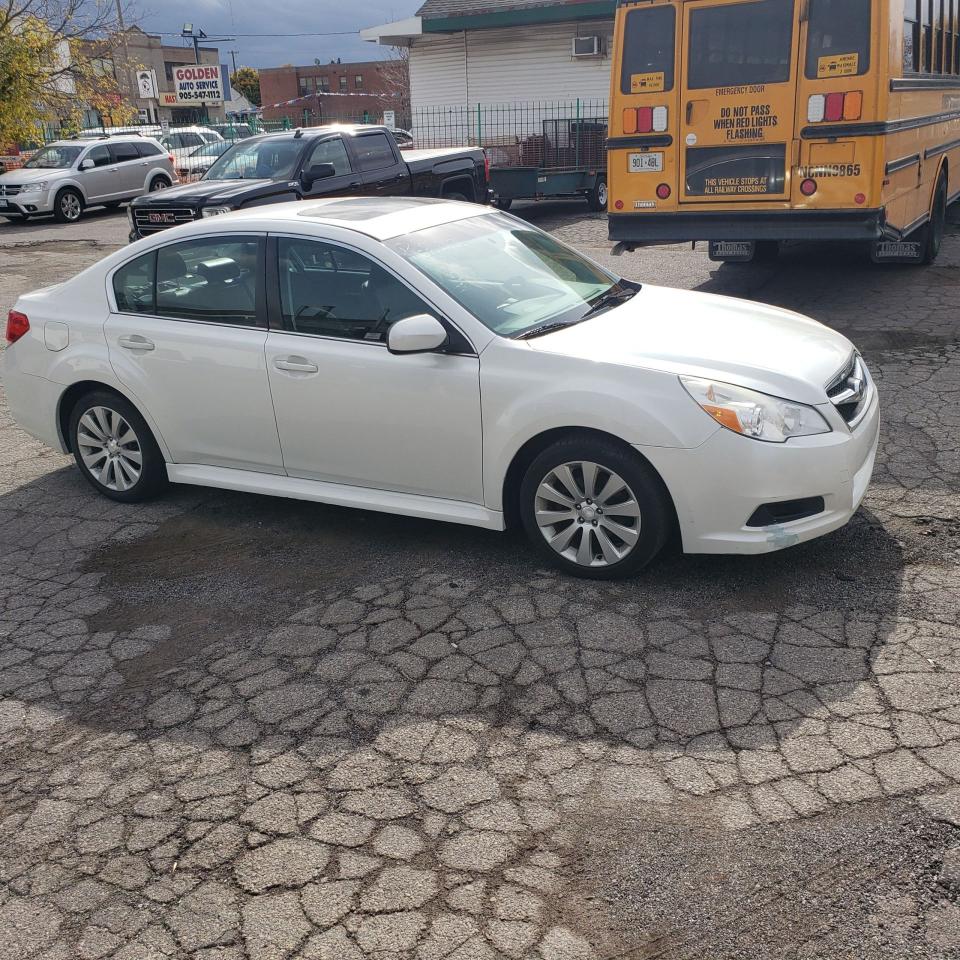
left=1, top=205, right=959, bottom=959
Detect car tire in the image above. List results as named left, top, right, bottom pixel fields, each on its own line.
left=494, top=197, right=513, bottom=211
left=587, top=178, right=608, bottom=212
left=444, top=190, right=472, bottom=203
left=519, top=435, right=672, bottom=579
left=149, top=176, right=171, bottom=192
left=53, top=188, right=83, bottom=223
left=69, top=390, right=168, bottom=503
left=921, top=172, right=947, bottom=264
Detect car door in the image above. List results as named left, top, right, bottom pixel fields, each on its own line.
left=78, top=144, right=116, bottom=202
left=301, top=136, right=362, bottom=199
left=108, top=141, right=146, bottom=196
left=348, top=131, right=409, bottom=197
left=106, top=235, right=284, bottom=473
left=264, top=234, right=483, bottom=502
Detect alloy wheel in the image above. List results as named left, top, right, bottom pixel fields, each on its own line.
left=150, top=179, right=168, bottom=191
left=534, top=460, right=641, bottom=567
left=60, top=192, right=81, bottom=221
left=76, top=406, right=143, bottom=492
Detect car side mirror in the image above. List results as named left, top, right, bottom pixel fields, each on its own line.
left=300, top=162, right=336, bottom=192
left=386, top=314, right=449, bottom=355
left=79, top=159, right=93, bottom=171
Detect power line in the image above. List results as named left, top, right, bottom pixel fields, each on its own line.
left=154, top=29, right=360, bottom=38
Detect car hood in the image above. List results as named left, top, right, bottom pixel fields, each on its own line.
left=525, top=284, right=854, bottom=406
left=0, top=168, right=62, bottom=184
left=131, top=177, right=275, bottom=206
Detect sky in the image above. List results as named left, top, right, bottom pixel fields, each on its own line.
left=137, top=0, right=423, bottom=71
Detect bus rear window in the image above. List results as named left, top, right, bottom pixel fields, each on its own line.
left=619, top=6, right=676, bottom=94
left=688, top=0, right=794, bottom=89
left=804, top=0, right=871, bottom=79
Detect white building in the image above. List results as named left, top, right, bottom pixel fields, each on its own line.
left=362, top=0, right=615, bottom=148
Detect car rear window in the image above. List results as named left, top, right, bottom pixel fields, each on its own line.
left=687, top=0, right=794, bottom=89
left=619, top=5, right=676, bottom=94
left=804, top=0, right=871, bottom=79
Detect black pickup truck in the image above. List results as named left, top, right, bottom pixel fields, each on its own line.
left=129, top=124, right=488, bottom=240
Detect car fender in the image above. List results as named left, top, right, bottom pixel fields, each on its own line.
left=52, top=176, right=87, bottom=202
left=44, top=338, right=174, bottom=462
left=479, top=340, right=718, bottom=512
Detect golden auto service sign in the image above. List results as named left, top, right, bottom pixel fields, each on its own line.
left=172, top=65, right=224, bottom=104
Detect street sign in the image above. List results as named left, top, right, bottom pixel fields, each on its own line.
left=383, top=110, right=396, bottom=127
left=136, top=69, right=158, bottom=100
left=172, top=64, right=224, bottom=104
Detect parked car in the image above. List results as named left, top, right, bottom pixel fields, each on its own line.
left=0, top=136, right=176, bottom=224
left=127, top=125, right=487, bottom=240
left=391, top=128, right=415, bottom=148
left=3, top=198, right=879, bottom=578
left=161, top=126, right=223, bottom=148
left=210, top=122, right=257, bottom=141
left=176, top=140, right=233, bottom=180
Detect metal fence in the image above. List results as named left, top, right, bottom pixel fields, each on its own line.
left=4, top=100, right=608, bottom=180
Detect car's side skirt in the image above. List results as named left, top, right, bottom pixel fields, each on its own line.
left=166, top=464, right=506, bottom=531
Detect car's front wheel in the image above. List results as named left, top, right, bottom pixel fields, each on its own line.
left=519, top=436, right=672, bottom=579
left=53, top=188, right=83, bottom=223
left=69, top=390, right=168, bottom=502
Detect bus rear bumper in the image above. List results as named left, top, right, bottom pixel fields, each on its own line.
left=608, top=208, right=885, bottom=245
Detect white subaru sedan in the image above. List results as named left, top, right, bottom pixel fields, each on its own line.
left=2, top=198, right=879, bottom=579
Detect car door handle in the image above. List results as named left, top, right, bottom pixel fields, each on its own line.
left=118, top=335, right=155, bottom=351
left=274, top=356, right=319, bottom=373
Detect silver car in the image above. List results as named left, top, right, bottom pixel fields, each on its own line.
left=0, top=136, right=177, bottom=224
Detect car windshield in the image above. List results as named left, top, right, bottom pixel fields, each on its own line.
left=190, top=142, right=230, bottom=159
left=388, top=213, right=621, bottom=337
left=204, top=138, right=301, bottom=180
left=23, top=145, right=83, bottom=169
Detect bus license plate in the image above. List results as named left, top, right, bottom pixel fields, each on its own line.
left=629, top=152, right=663, bottom=173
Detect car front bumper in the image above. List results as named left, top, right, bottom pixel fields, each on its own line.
left=0, top=189, right=55, bottom=216
left=641, top=390, right=880, bottom=555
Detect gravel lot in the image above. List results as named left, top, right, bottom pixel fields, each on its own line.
left=1, top=203, right=959, bottom=960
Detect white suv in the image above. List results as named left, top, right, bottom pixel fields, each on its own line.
left=0, top=136, right=177, bottom=224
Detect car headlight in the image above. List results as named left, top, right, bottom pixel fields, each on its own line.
left=201, top=205, right=233, bottom=218
left=20, top=181, right=48, bottom=193
left=680, top=376, right=831, bottom=443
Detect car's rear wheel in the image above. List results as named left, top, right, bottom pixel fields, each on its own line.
left=494, top=197, right=513, bottom=210
left=69, top=390, right=168, bottom=502
left=149, top=176, right=171, bottom=191
left=53, top=188, right=83, bottom=223
left=587, top=178, right=607, bottom=212
left=519, top=436, right=672, bottom=579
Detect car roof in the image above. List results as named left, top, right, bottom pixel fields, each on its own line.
left=246, top=124, right=391, bottom=145
left=189, top=197, right=496, bottom=242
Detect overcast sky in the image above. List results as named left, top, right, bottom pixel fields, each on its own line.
left=138, top=1, right=422, bottom=71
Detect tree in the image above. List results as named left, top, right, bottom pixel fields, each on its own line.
left=230, top=65, right=260, bottom=107
left=0, top=0, right=134, bottom=146
left=377, top=46, right=409, bottom=125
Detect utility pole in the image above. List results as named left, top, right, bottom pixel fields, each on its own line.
left=230, top=50, right=239, bottom=74
left=114, top=0, right=132, bottom=123
left=181, top=24, right=234, bottom=125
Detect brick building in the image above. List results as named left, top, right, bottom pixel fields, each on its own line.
left=259, top=59, right=408, bottom=126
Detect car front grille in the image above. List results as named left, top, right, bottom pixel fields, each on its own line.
left=133, top=206, right=197, bottom=235
left=0, top=184, right=22, bottom=197
left=826, top=353, right=872, bottom=427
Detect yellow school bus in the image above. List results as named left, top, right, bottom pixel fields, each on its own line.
left=608, top=0, right=960, bottom=264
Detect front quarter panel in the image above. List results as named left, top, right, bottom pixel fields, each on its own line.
left=480, top=338, right=719, bottom=511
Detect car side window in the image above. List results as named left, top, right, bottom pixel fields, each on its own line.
left=155, top=237, right=260, bottom=326
left=113, top=251, right=156, bottom=314
left=183, top=133, right=203, bottom=148
left=277, top=237, right=433, bottom=342
left=352, top=133, right=397, bottom=172
left=305, top=138, right=351, bottom=176
left=137, top=142, right=162, bottom=158
left=110, top=141, right=140, bottom=164
left=86, top=145, right=111, bottom=168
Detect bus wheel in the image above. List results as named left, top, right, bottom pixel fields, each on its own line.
left=922, top=173, right=947, bottom=264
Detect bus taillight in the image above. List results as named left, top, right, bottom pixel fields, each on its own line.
left=808, top=92, right=862, bottom=124
left=800, top=178, right=818, bottom=197
left=623, top=107, right=669, bottom=135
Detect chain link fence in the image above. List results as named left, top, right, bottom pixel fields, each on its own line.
left=3, top=100, right=608, bottom=183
